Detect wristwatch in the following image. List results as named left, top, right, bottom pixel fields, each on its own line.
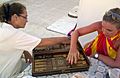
left=94, top=53, right=99, bottom=59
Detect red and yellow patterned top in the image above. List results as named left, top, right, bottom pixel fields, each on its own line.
left=84, top=32, right=120, bottom=59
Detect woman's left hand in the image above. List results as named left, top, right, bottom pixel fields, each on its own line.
left=23, top=51, right=33, bottom=63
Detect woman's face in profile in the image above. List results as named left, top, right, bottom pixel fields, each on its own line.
left=12, top=9, right=28, bottom=28
left=101, top=21, right=119, bottom=38
left=17, top=9, right=28, bottom=28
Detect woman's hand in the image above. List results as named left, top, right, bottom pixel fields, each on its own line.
left=23, top=51, right=33, bottom=63
left=66, top=48, right=80, bottom=65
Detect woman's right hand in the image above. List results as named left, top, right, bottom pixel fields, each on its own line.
left=66, top=48, right=80, bottom=65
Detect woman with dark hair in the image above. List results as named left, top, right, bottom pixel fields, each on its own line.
left=0, top=2, right=69, bottom=78
left=67, top=8, right=120, bottom=77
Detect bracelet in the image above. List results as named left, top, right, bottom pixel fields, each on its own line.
left=94, top=53, right=99, bottom=59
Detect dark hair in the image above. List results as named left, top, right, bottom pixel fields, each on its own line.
left=103, top=8, right=120, bottom=29
left=0, top=2, right=26, bottom=22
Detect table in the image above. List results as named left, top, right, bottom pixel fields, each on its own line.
left=17, top=57, right=109, bottom=78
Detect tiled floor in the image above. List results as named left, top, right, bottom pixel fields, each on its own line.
left=12, top=0, right=79, bottom=38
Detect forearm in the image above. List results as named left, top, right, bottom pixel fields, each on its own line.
left=36, top=37, right=70, bottom=47
left=98, top=54, right=120, bottom=68
left=70, top=30, right=80, bottom=50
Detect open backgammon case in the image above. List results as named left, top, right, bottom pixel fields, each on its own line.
left=32, top=38, right=90, bottom=76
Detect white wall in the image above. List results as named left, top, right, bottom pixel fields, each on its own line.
left=0, top=0, right=12, bottom=4
left=77, top=0, right=120, bottom=47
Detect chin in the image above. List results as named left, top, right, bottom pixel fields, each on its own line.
left=21, top=25, right=25, bottom=28
left=105, top=35, right=110, bottom=38
left=18, top=26, right=25, bottom=28
left=22, top=26, right=25, bottom=28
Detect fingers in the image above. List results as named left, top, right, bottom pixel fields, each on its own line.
left=66, top=51, right=79, bottom=65
left=66, top=54, right=72, bottom=64
left=25, top=58, right=28, bottom=63
left=66, top=53, right=73, bottom=64
left=72, top=55, right=77, bottom=64
left=77, top=52, right=80, bottom=60
left=26, top=58, right=33, bottom=63
left=23, top=51, right=33, bottom=63
left=73, top=52, right=80, bottom=64
left=74, top=55, right=77, bottom=64
left=70, top=57, right=74, bottom=65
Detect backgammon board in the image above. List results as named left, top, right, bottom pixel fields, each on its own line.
left=32, top=39, right=90, bottom=77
